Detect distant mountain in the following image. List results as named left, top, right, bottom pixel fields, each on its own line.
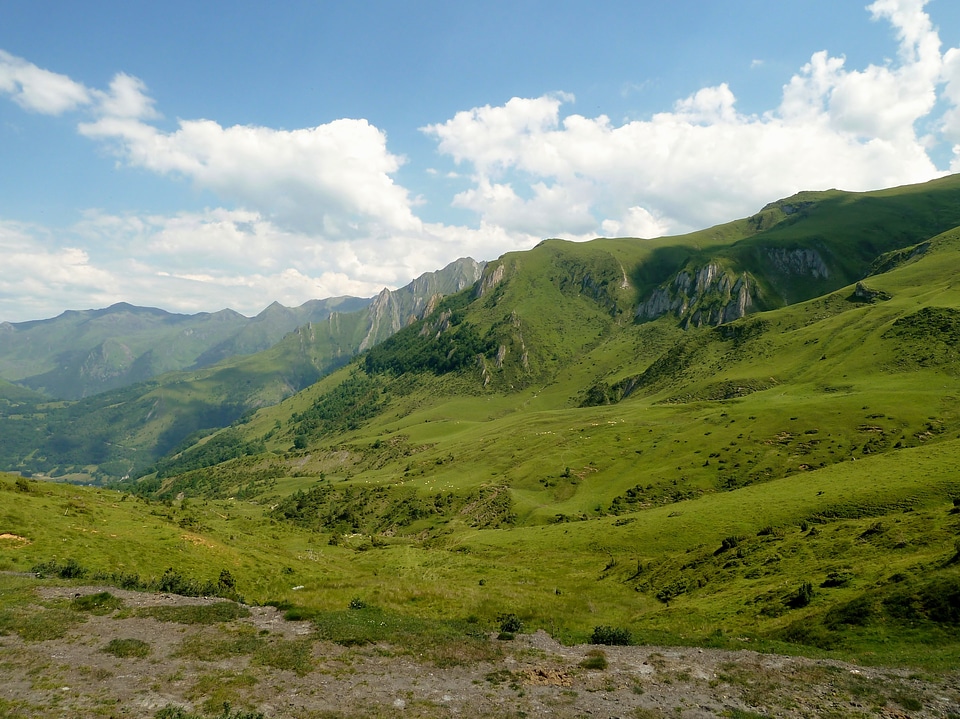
left=0, top=297, right=370, bottom=399
left=0, top=258, right=485, bottom=480
left=145, top=173, right=960, bottom=530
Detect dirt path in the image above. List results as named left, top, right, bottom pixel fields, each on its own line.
left=1, top=585, right=958, bottom=718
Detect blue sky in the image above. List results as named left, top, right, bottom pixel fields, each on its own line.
left=3, top=0, right=960, bottom=322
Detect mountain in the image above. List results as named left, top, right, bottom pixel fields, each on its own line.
left=137, top=175, right=960, bottom=503
left=7, top=177, right=960, bottom=669
left=0, top=258, right=484, bottom=480
left=0, top=297, right=370, bottom=399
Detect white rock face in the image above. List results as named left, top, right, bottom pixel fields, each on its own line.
left=637, top=263, right=757, bottom=327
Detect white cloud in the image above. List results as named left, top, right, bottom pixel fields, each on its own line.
left=0, top=50, right=92, bottom=114
left=3, top=0, right=960, bottom=322
left=78, top=114, right=420, bottom=237
left=601, top=207, right=669, bottom=239
left=96, top=73, right=159, bottom=120
left=0, top=221, right=119, bottom=320
left=423, top=0, right=956, bottom=237
left=0, top=204, right=538, bottom=323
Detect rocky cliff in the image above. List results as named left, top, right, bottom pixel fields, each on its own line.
left=637, top=262, right=758, bottom=328
left=358, top=258, right=485, bottom=351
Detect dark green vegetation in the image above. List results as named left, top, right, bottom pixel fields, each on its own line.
left=4, top=176, right=960, bottom=672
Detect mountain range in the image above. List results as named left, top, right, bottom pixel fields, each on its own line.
left=0, top=258, right=483, bottom=478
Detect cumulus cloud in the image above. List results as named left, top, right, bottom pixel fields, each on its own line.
left=78, top=115, right=419, bottom=237
left=0, top=50, right=92, bottom=114
left=0, top=221, right=118, bottom=320
left=2, top=0, right=960, bottom=321
left=0, top=204, right=536, bottom=322
left=423, top=0, right=956, bottom=237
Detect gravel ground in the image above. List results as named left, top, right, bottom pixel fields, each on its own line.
left=1, top=585, right=958, bottom=718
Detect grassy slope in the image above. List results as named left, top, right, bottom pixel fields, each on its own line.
left=6, top=180, right=960, bottom=669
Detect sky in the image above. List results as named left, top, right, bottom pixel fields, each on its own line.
left=3, top=1, right=960, bottom=323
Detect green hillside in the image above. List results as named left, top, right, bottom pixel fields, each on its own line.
left=5, top=177, right=960, bottom=669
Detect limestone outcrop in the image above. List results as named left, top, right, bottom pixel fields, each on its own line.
left=637, top=263, right=757, bottom=328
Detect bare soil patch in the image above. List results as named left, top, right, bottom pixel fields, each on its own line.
left=1, top=585, right=959, bottom=718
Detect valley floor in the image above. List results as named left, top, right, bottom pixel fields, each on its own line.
left=2, top=584, right=958, bottom=719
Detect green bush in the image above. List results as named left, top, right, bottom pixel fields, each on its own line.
left=32, top=558, right=87, bottom=579
left=788, top=582, right=815, bottom=609
left=497, top=613, right=523, bottom=634
left=590, top=625, right=632, bottom=646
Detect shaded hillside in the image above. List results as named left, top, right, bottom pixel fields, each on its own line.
left=633, top=175, right=960, bottom=326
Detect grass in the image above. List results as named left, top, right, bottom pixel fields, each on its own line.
left=136, top=602, right=251, bottom=625
left=7, top=183, right=960, bottom=673
left=291, top=604, right=502, bottom=667
left=102, top=638, right=151, bottom=658
left=579, top=649, right=608, bottom=670
left=72, top=591, right=123, bottom=615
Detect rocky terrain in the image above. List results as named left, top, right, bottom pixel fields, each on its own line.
left=2, top=584, right=959, bottom=718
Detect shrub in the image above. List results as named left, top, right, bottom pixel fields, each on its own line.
left=788, top=582, right=815, bottom=609
left=32, top=558, right=87, bottom=579
left=821, top=571, right=853, bottom=588
left=714, top=536, right=743, bottom=555
left=579, top=648, right=608, bottom=670
left=591, top=625, right=632, bottom=646
left=497, top=613, right=523, bottom=634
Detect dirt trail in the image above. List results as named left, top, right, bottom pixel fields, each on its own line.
left=1, top=585, right=958, bottom=718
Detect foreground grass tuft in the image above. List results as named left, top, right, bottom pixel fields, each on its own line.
left=72, top=591, right=124, bottom=615
left=137, top=602, right=250, bottom=625
left=103, top=637, right=151, bottom=658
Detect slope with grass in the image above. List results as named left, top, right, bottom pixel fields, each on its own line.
left=6, top=178, right=960, bottom=674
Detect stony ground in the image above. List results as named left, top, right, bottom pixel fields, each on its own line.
left=1, top=585, right=959, bottom=718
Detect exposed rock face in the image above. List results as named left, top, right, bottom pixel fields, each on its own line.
left=766, top=248, right=829, bottom=278
left=852, top=282, right=892, bottom=303
left=476, top=263, right=506, bottom=298
left=637, top=263, right=757, bottom=328
left=358, top=258, right=484, bottom=351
